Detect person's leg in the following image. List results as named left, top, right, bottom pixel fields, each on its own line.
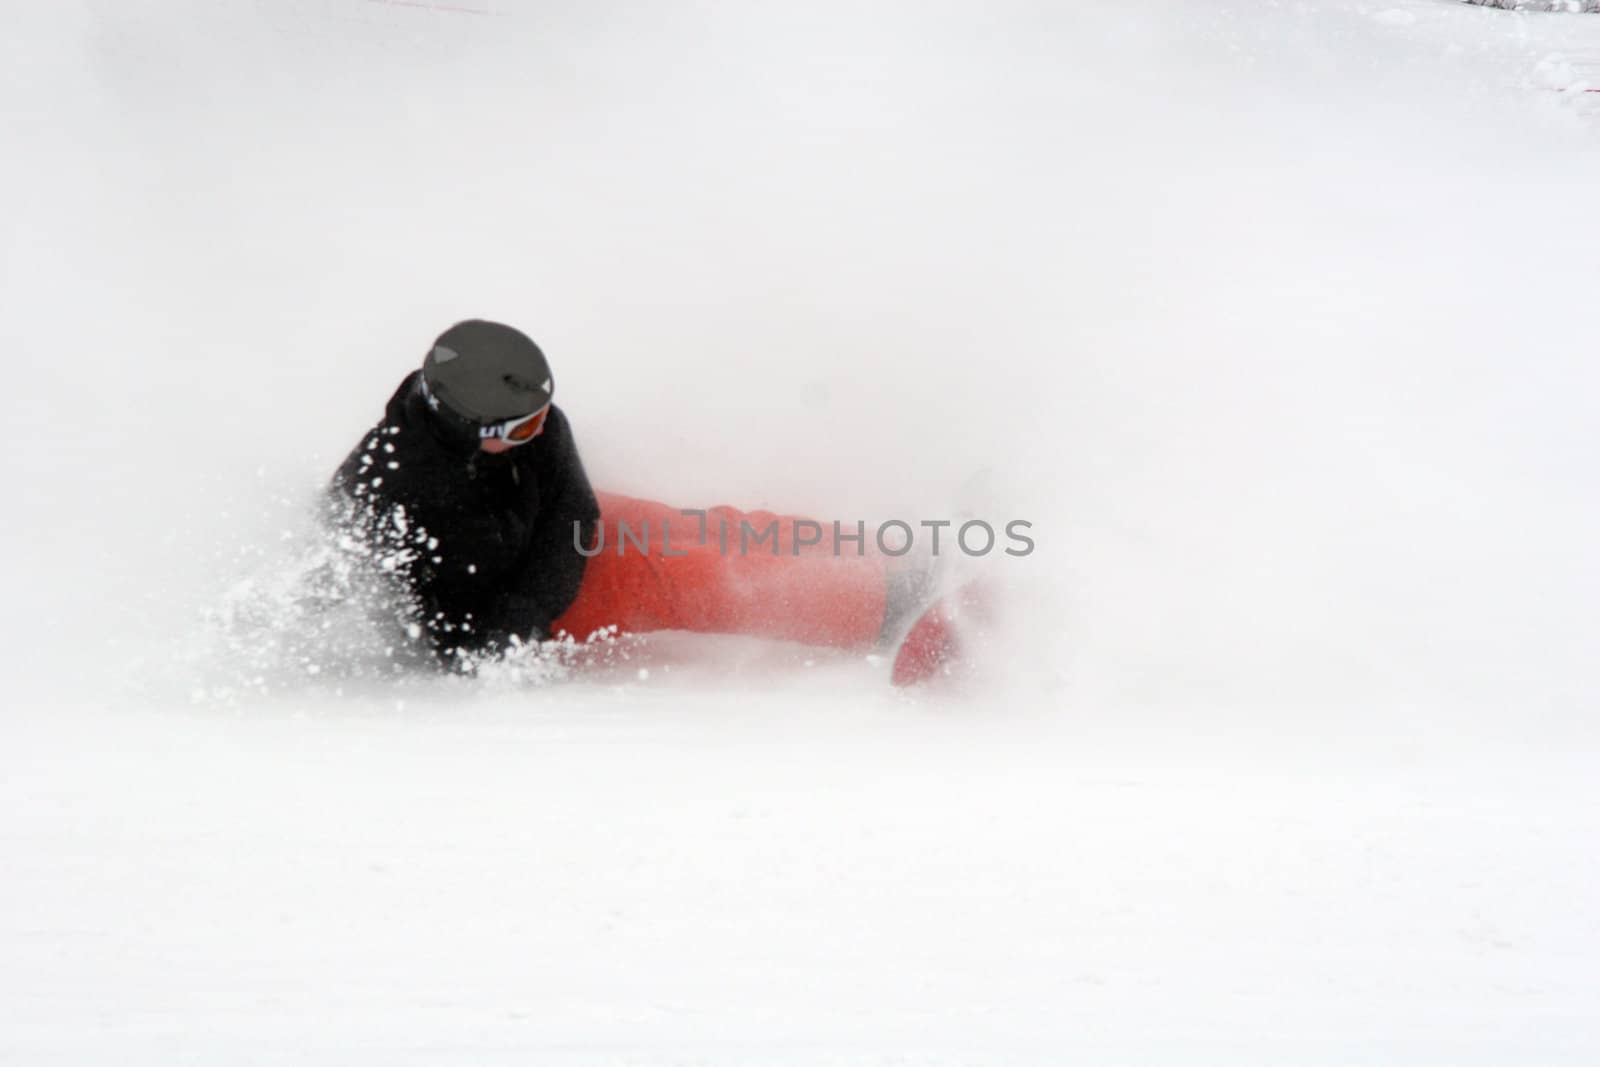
left=549, top=492, right=891, bottom=649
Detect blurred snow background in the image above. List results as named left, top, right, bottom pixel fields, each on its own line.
left=2, top=0, right=1598, bottom=1062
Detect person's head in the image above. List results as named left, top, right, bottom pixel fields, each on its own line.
left=418, top=320, right=553, bottom=453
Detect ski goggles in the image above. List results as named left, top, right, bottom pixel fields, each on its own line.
left=478, top=404, right=550, bottom=444
left=418, top=374, right=551, bottom=445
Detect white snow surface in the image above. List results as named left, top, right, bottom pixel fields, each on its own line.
left=3, top=0, right=1600, bottom=1062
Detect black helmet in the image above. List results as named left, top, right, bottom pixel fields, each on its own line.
left=419, top=320, right=553, bottom=432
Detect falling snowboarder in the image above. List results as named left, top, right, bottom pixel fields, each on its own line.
left=327, top=320, right=966, bottom=682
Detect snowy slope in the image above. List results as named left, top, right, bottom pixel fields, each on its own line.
left=3, top=0, right=1600, bottom=1062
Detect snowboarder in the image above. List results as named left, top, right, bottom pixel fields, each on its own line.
left=328, top=320, right=940, bottom=672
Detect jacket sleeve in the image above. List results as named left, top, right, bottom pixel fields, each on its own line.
left=491, top=406, right=601, bottom=643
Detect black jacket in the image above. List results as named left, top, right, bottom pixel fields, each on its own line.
left=328, top=371, right=600, bottom=658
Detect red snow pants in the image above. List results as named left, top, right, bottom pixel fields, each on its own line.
left=549, top=492, right=890, bottom=649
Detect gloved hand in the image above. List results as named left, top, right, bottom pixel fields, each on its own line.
left=482, top=591, right=549, bottom=652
